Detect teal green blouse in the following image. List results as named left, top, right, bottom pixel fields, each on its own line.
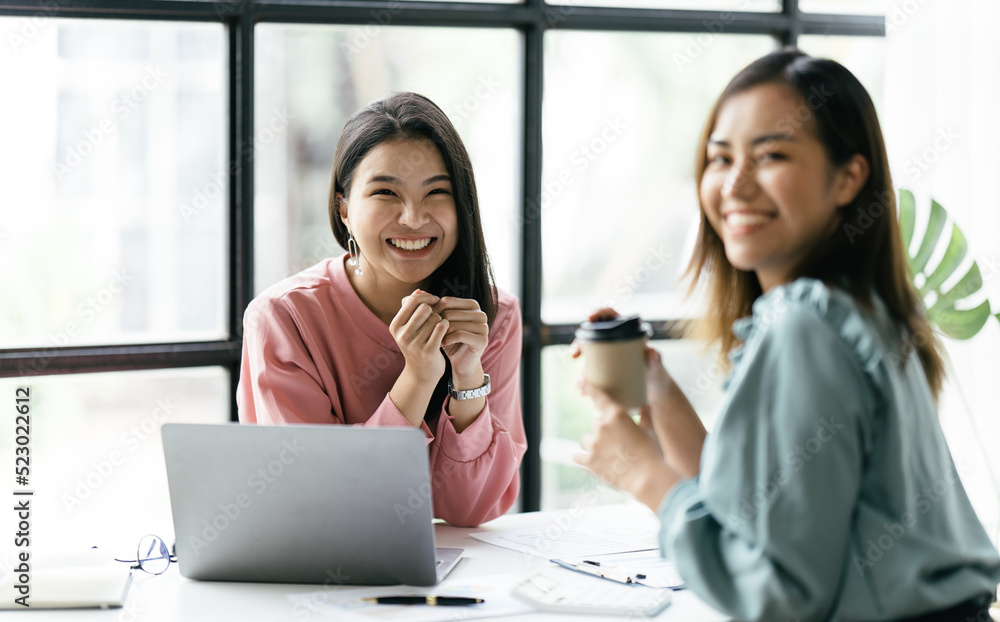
left=659, top=278, right=1000, bottom=620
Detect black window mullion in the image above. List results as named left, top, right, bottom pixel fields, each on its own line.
left=251, top=0, right=537, bottom=27
left=0, top=343, right=239, bottom=377
left=783, top=0, right=800, bottom=46
left=519, top=8, right=545, bottom=512
left=0, top=0, right=241, bottom=20
left=229, top=3, right=255, bottom=421
left=552, top=7, right=791, bottom=34
left=799, top=12, right=884, bottom=37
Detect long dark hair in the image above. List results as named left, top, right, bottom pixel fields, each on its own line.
left=686, top=48, right=945, bottom=400
left=328, top=92, right=498, bottom=324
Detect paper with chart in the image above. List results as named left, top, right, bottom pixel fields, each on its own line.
left=470, top=513, right=659, bottom=558
left=286, top=573, right=534, bottom=621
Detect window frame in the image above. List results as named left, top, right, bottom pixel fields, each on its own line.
left=0, top=0, right=884, bottom=511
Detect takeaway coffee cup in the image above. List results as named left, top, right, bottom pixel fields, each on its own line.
left=575, top=315, right=651, bottom=411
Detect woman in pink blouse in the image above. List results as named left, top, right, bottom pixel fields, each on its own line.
left=237, top=92, right=526, bottom=527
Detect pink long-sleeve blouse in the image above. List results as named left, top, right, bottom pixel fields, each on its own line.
left=236, top=254, right=526, bottom=527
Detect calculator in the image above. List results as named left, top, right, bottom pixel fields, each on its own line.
left=512, top=572, right=673, bottom=617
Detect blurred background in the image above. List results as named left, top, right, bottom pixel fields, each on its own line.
left=1, top=0, right=998, bottom=558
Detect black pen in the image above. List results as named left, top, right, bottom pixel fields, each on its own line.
left=361, top=596, right=484, bottom=606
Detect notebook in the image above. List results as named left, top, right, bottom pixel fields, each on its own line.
left=161, top=423, right=462, bottom=586
left=0, top=549, right=132, bottom=609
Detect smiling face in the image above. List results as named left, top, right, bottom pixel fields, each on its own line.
left=339, top=138, right=459, bottom=295
left=699, top=82, right=867, bottom=291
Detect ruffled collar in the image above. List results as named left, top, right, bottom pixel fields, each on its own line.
left=725, top=278, right=885, bottom=388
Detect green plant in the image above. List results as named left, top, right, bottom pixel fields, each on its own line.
left=899, top=189, right=1000, bottom=549
left=899, top=188, right=1000, bottom=339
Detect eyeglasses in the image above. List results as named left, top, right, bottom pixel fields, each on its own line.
left=114, top=534, right=177, bottom=575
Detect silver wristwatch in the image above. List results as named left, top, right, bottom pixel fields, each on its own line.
left=448, top=374, right=491, bottom=400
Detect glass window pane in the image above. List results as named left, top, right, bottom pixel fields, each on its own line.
left=800, top=0, right=886, bottom=14
left=548, top=0, right=778, bottom=10
left=0, top=368, right=229, bottom=550
left=541, top=32, right=775, bottom=324
left=798, top=35, right=886, bottom=114
left=541, top=341, right=725, bottom=511
left=254, top=25, right=520, bottom=297
left=0, top=19, right=228, bottom=348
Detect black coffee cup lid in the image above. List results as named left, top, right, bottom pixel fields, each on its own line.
left=575, top=315, right=651, bottom=342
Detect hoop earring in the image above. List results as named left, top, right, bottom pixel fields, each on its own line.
left=347, top=233, right=363, bottom=276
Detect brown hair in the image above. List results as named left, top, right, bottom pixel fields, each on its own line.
left=686, top=48, right=945, bottom=399
left=328, top=92, right=497, bottom=323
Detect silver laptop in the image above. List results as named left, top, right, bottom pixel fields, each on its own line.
left=161, top=423, right=462, bottom=586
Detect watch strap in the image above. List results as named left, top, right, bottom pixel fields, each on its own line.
left=448, top=374, right=491, bottom=400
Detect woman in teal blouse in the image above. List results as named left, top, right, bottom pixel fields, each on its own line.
left=574, top=49, right=1000, bottom=621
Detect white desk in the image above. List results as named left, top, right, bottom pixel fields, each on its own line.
left=5, top=506, right=730, bottom=621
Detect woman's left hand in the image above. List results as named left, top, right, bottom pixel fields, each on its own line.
left=574, top=381, right=682, bottom=512
left=433, top=297, right=489, bottom=378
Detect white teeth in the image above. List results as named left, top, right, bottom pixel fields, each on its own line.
left=726, top=213, right=772, bottom=227
left=390, top=238, right=432, bottom=251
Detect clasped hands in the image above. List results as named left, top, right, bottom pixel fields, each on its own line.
left=389, top=289, right=488, bottom=389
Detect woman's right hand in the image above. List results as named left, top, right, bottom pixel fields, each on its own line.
left=389, top=289, right=449, bottom=383
left=571, top=306, right=705, bottom=476
left=568, top=307, right=620, bottom=359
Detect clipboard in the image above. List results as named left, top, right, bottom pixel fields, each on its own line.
left=549, top=550, right=685, bottom=589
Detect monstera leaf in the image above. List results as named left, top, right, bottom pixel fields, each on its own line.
left=899, top=189, right=998, bottom=340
